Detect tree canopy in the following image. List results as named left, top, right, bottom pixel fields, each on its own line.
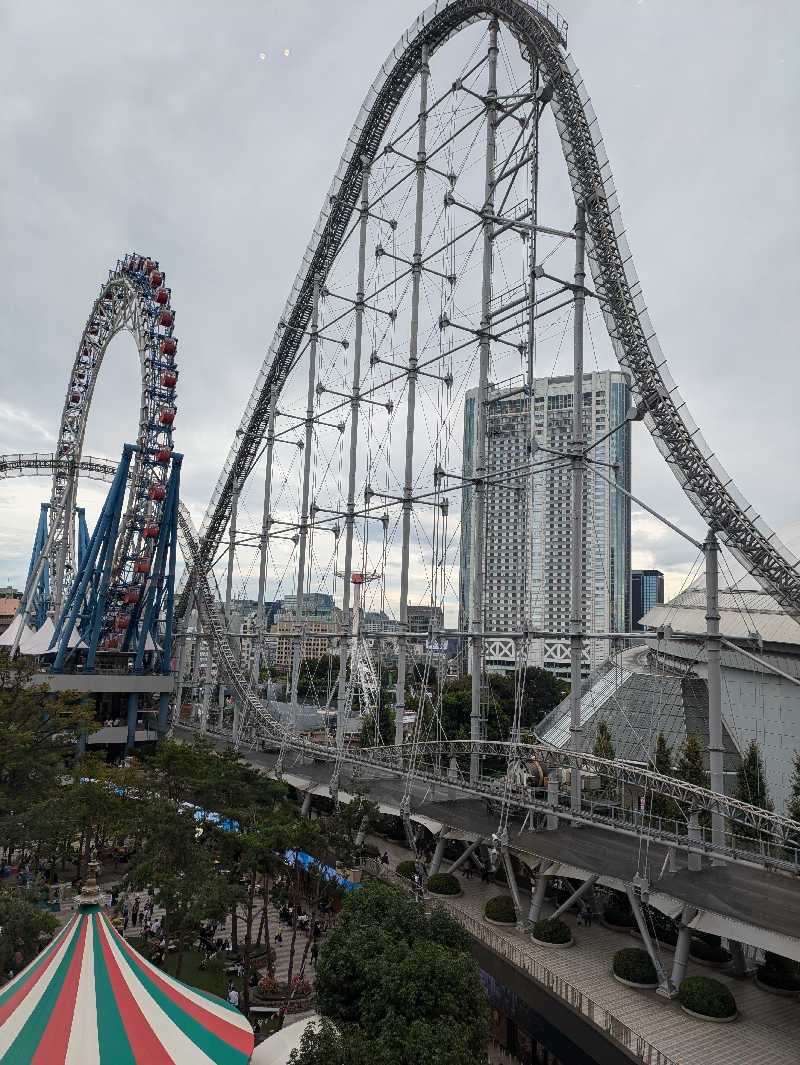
left=297, top=879, right=487, bottom=1065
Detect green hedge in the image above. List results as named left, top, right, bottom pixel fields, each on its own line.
left=757, top=952, right=800, bottom=991
left=485, top=895, right=516, bottom=923
left=613, top=948, right=657, bottom=985
left=425, top=873, right=460, bottom=896
left=396, top=860, right=416, bottom=879
left=689, top=933, right=731, bottom=965
left=678, top=976, right=736, bottom=1018
left=603, top=905, right=634, bottom=928
left=533, top=918, right=571, bottom=944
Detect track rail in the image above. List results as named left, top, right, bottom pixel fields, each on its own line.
left=180, top=0, right=799, bottom=623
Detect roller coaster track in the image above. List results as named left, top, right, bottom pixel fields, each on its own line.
left=180, top=0, right=800, bottom=625
left=5, top=450, right=800, bottom=872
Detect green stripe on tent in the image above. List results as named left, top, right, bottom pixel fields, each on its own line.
left=0, top=920, right=74, bottom=1010
left=112, top=929, right=237, bottom=1012
left=93, top=917, right=136, bottom=1065
left=0, top=918, right=82, bottom=1065
left=115, top=944, right=247, bottom=1065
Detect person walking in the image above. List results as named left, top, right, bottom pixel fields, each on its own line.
left=311, top=942, right=319, bottom=967
left=228, top=986, right=239, bottom=1009
left=132, top=897, right=140, bottom=929
left=122, top=904, right=129, bottom=933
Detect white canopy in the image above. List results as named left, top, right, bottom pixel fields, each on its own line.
left=0, top=614, right=38, bottom=653
left=23, top=617, right=57, bottom=655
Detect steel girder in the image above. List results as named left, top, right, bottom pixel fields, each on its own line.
left=180, top=0, right=799, bottom=624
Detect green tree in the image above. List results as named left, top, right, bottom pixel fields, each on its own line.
left=787, top=753, right=800, bottom=823
left=127, top=800, right=231, bottom=977
left=734, top=739, right=773, bottom=811
left=520, top=667, right=569, bottom=729
left=593, top=720, right=615, bottom=761
left=675, top=732, right=708, bottom=788
left=0, top=654, right=95, bottom=820
left=358, top=702, right=395, bottom=748
left=0, top=890, right=58, bottom=976
left=647, top=733, right=680, bottom=822
left=309, top=880, right=486, bottom=1065
left=653, top=732, right=673, bottom=776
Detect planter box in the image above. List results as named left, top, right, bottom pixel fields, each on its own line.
left=680, top=1005, right=738, bottom=1023
left=754, top=975, right=800, bottom=998
left=426, top=888, right=463, bottom=899
left=485, top=915, right=517, bottom=927
left=531, top=935, right=574, bottom=949
left=613, top=972, right=658, bottom=991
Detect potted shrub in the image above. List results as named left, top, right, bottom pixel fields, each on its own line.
left=678, top=976, right=737, bottom=1021
left=612, top=948, right=658, bottom=989
left=532, top=918, right=573, bottom=947
left=755, top=952, right=800, bottom=996
left=484, top=895, right=517, bottom=925
left=395, top=860, right=416, bottom=880
left=255, top=976, right=281, bottom=1001
left=425, top=872, right=461, bottom=896
left=689, top=932, right=731, bottom=968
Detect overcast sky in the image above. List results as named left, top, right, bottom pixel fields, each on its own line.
left=1, top=0, right=798, bottom=606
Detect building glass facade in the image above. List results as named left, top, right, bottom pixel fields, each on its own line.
left=459, top=371, right=631, bottom=678
left=632, top=569, right=665, bottom=631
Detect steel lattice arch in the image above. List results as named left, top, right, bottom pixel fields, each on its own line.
left=181, top=0, right=800, bottom=623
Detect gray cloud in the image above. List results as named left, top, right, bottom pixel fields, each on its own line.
left=1, top=0, right=797, bottom=609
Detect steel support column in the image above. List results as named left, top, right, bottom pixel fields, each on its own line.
left=528, top=862, right=558, bottom=924
left=396, top=44, right=430, bottom=748
left=670, top=905, right=698, bottom=989
left=253, top=395, right=277, bottom=688
left=336, top=159, right=371, bottom=751
left=125, top=692, right=138, bottom=753
left=549, top=873, right=598, bottom=922
left=569, top=203, right=587, bottom=812
left=705, top=528, right=725, bottom=855
left=500, top=844, right=524, bottom=927
left=625, top=884, right=675, bottom=998
left=469, top=19, right=499, bottom=785
left=429, top=825, right=449, bottom=876
left=290, top=274, right=322, bottom=737
left=445, top=838, right=482, bottom=875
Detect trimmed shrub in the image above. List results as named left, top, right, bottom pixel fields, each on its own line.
left=646, top=907, right=678, bottom=946
left=757, top=952, right=800, bottom=991
left=425, top=872, right=460, bottom=896
left=485, top=895, right=516, bottom=923
left=603, top=905, right=634, bottom=928
left=613, top=948, right=657, bottom=985
left=602, top=889, right=634, bottom=928
left=689, top=933, right=731, bottom=965
left=678, top=976, right=736, bottom=1018
left=395, top=860, right=416, bottom=880
left=533, top=918, right=571, bottom=944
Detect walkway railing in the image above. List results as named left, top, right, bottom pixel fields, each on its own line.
left=361, top=859, right=678, bottom=1065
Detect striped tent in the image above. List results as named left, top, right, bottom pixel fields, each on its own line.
left=0, top=908, right=254, bottom=1065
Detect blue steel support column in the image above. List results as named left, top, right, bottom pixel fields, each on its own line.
left=126, top=692, right=139, bottom=753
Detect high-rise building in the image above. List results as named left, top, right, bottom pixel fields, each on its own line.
left=459, top=371, right=631, bottom=678
left=632, top=569, right=664, bottom=631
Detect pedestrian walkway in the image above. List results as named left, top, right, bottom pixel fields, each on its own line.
left=367, top=836, right=799, bottom=1065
